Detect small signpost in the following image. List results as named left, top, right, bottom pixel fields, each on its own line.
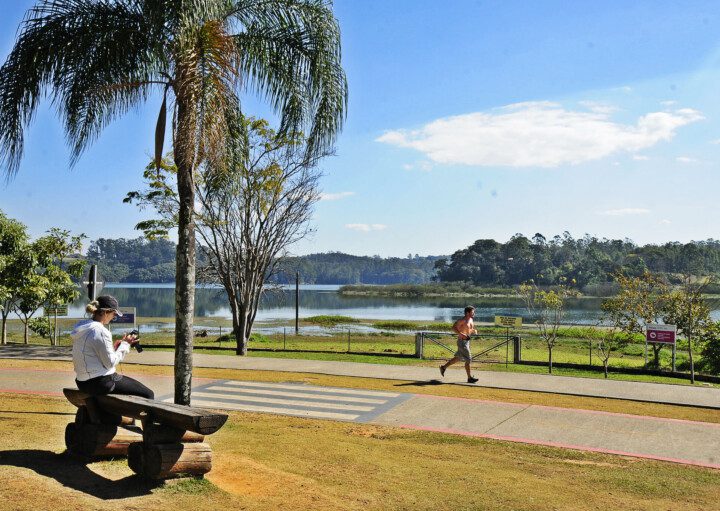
left=44, top=304, right=69, bottom=346
left=111, top=307, right=137, bottom=329
left=84, top=264, right=104, bottom=301
left=44, top=304, right=68, bottom=317
left=494, top=315, right=522, bottom=328
left=494, top=316, right=522, bottom=368
left=645, top=323, right=677, bottom=371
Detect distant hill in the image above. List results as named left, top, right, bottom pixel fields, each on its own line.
left=85, top=237, right=443, bottom=284
left=269, top=252, right=443, bottom=285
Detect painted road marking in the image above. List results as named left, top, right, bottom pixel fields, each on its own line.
left=163, top=380, right=412, bottom=422
left=203, top=385, right=389, bottom=404
left=220, top=380, right=401, bottom=398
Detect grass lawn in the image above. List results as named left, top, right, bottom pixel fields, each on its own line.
left=0, top=390, right=718, bottom=511
left=3, top=317, right=716, bottom=387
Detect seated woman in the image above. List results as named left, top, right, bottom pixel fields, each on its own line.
left=71, top=295, right=154, bottom=399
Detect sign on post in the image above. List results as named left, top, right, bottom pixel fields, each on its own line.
left=84, top=264, right=104, bottom=301
left=494, top=315, right=522, bottom=328
left=44, top=304, right=68, bottom=317
left=646, top=324, right=677, bottom=344
left=111, top=307, right=137, bottom=328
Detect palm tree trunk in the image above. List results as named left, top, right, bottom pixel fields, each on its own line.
left=173, top=106, right=196, bottom=405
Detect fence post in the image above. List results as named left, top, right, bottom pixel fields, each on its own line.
left=415, top=332, right=424, bottom=359
left=347, top=328, right=351, bottom=353
left=513, top=336, right=521, bottom=363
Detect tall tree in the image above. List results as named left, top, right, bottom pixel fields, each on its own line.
left=0, top=0, right=347, bottom=404
left=129, top=117, right=323, bottom=354
left=0, top=210, right=30, bottom=345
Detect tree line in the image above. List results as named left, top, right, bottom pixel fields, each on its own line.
left=435, top=233, right=720, bottom=290
left=88, top=237, right=441, bottom=286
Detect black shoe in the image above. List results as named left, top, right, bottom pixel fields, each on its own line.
left=467, top=376, right=478, bottom=384
left=440, top=365, right=446, bottom=377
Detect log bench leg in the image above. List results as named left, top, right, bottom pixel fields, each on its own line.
left=128, top=441, right=212, bottom=479
left=65, top=423, right=143, bottom=458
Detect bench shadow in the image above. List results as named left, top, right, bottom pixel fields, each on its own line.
left=394, top=380, right=444, bottom=387
left=0, top=449, right=160, bottom=499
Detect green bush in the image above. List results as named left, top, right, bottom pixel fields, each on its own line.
left=700, top=322, right=720, bottom=374
left=28, top=317, right=52, bottom=339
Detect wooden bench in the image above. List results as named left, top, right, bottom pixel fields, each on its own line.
left=63, top=388, right=228, bottom=480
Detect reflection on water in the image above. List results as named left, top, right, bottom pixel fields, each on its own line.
left=67, top=285, right=720, bottom=324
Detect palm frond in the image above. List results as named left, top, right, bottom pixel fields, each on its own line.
left=229, top=0, right=347, bottom=158
left=0, top=0, right=169, bottom=174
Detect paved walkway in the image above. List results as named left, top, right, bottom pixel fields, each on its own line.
left=3, top=345, right=717, bottom=409
left=0, top=345, right=719, bottom=469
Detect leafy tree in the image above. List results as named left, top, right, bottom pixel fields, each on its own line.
left=700, top=321, right=720, bottom=374
left=14, top=229, right=85, bottom=344
left=594, top=327, right=629, bottom=378
left=127, top=117, right=324, bottom=355
left=601, top=271, right=669, bottom=368
left=661, top=275, right=711, bottom=383
left=0, top=0, right=347, bottom=404
left=518, top=279, right=575, bottom=373
left=0, top=210, right=29, bottom=344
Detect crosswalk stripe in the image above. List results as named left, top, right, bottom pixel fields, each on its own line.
left=179, top=398, right=360, bottom=421
left=203, top=385, right=388, bottom=404
left=191, top=391, right=375, bottom=412
left=220, top=380, right=400, bottom=398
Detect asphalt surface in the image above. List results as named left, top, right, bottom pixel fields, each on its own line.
left=0, top=345, right=719, bottom=469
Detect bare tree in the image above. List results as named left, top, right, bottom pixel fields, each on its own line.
left=127, top=117, right=324, bottom=355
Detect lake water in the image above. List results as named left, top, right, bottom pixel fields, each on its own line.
left=66, top=283, right=720, bottom=325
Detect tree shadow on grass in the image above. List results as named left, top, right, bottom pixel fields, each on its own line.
left=394, top=380, right=444, bottom=387
left=0, top=449, right=160, bottom=499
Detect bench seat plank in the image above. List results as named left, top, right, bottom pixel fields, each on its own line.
left=63, top=388, right=228, bottom=435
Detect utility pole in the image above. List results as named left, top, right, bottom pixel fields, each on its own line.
left=295, top=271, right=300, bottom=335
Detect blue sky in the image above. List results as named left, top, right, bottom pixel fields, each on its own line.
left=2, top=0, right=720, bottom=257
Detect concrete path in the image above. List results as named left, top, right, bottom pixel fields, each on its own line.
left=2, top=345, right=717, bottom=409
left=0, top=365, right=718, bottom=469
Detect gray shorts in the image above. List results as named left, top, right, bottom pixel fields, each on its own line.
left=455, top=338, right=472, bottom=363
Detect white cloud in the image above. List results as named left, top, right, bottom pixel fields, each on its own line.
left=345, top=223, right=387, bottom=232
left=376, top=102, right=703, bottom=168
left=632, top=155, right=649, bottom=161
left=676, top=156, right=698, bottom=163
left=710, top=139, right=720, bottom=145
left=661, top=100, right=677, bottom=107
left=598, top=208, right=651, bottom=216
left=320, top=191, right=355, bottom=201
left=579, top=101, right=618, bottom=114
left=402, top=160, right=433, bottom=172
left=660, top=219, right=672, bottom=225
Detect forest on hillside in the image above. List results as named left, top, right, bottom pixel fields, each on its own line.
left=86, top=238, right=441, bottom=284
left=85, top=233, right=720, bottom=287
left=435, top=233, right=720, bottom=291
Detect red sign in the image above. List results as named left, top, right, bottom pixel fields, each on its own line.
left=646, top=324, right=676, bottom=345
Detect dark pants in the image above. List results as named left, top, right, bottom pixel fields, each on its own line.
left=76, top=373, right=154, bottom=399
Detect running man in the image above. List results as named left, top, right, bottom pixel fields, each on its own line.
left=440, top=305, right=479, bottom=383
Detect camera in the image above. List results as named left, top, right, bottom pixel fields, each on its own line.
left=128, top=329, right=143, bottom=353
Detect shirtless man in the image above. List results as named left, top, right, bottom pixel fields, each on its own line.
left=440, top=305, right=479, bottom=383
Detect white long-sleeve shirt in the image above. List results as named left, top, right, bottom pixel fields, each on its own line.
left=71, top=319, right=130, bottom=381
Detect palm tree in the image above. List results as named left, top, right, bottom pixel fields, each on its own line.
left=0, top=0, right=347, bottom=405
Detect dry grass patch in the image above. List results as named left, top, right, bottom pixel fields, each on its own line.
left=0, top=392, right=718, bottom=511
